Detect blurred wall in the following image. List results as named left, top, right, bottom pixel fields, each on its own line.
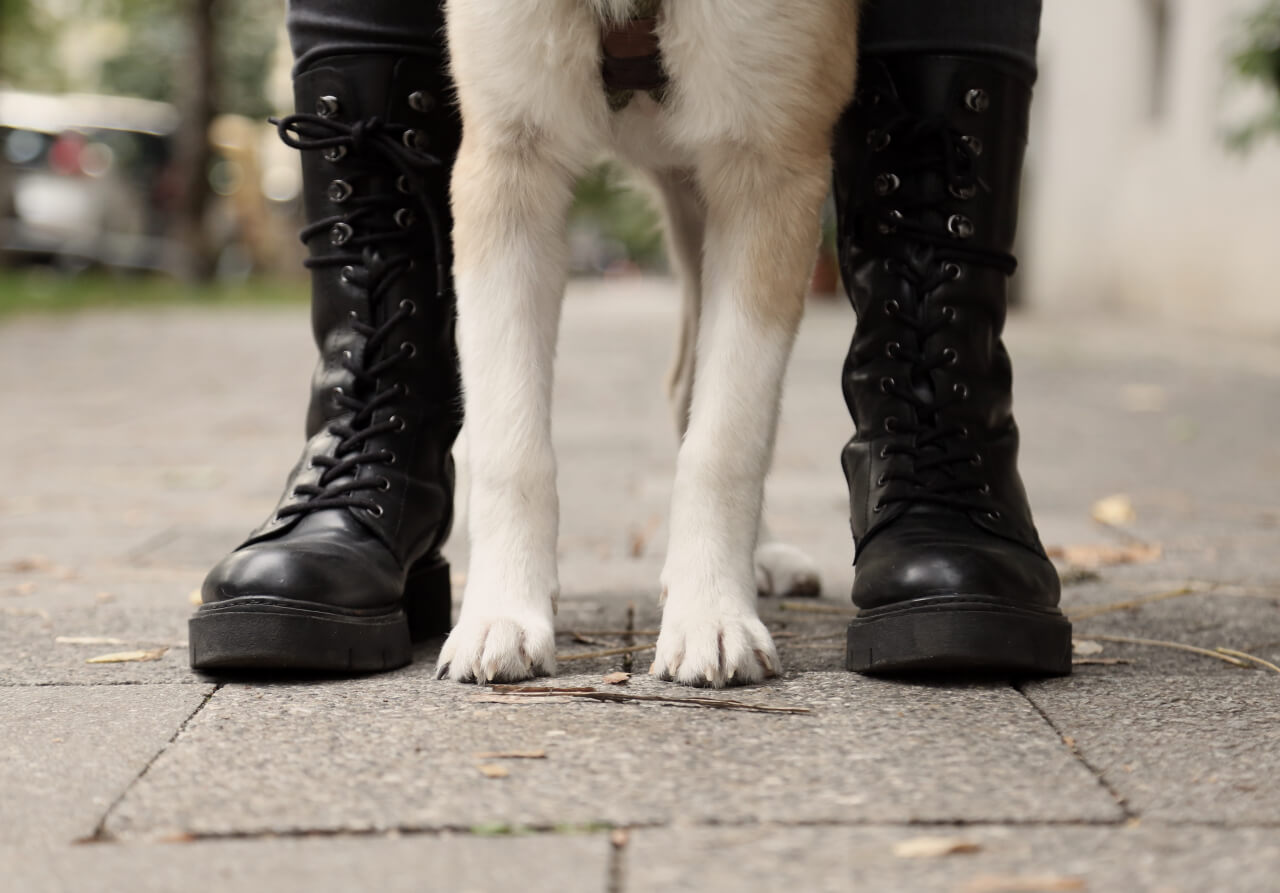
left=1023, top=0, right=1280, bottom=332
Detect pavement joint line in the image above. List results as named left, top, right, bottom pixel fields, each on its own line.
left=85, top=683, right=223, bottom=844
left=1012, top=681, right=1135, bottom=821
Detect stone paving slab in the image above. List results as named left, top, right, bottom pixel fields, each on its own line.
left=1023, top=674, right=1280, bottom=824
left=625, top=824, right=1280, bottom=893
left=0, top=685, right=212, bottom=845
left=105, top=673, right=1119, bottom=839
left=2, top=834, right=609, bottom=893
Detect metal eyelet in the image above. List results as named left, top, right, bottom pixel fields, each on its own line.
left=402, top=129, right=428, bottom=151
left=986, top=510, right=1002, bottom=521
left=979, top=483, right=991, bottom=495
left=964, top=89, right=990, bottom=113
left=878, top=209, right=904, bottom=235
left=400, top=299, right=417, bottom=316
left=369, top=504, right=385, bottom=518
left=341, top=349, right=354, bottom=363
left=323, top=146, right=347, bottom=163
left=385, top=451, right=398, bottom=466
left=884, top=417, right=899, bottom=433
left=394, top=208, right=416, bottom=229
left=396, top=175, right=413, bottom=195
left=879, top=445, right=891, bottom=460
left=340, top=265, right=358, bottom=284
left=884, top=299, right=901, bottom=316
left=962, top=135, right=984, bottom=156
left=885, top=341, right=901, bottom=359
left=327, top=179, right=353, bottom=203
left=408, top=90, right=436, bottom=113
left=970, top=454, right=983, bottom=467
left=949, top=183, right=978, bottom=200
left=958, top=426, right=970, bottom=440
left=873, top=502, right=885, bottom=513
left=316, top=95, right=340, bottom=117
left=943, top=262, right=963, bottom=281
left=943, top=347, right=959, bottom=366
left=880, top=376, right=896, bottom=394
left=378, top=477, right=392, bottom=492
left=867, top=129, right=891, bottom=151
left=330, top=222, right=354, bottom=246
left=877, top=474, right=888, bottom=487
left=941, top=306, right=957, bottom=322
left=400, top=341, right=417, bottom=359
left=874, top=173, right=900, bottom=196
left=954, top=383, right=970, bottom=400
left=948, top=215, right=975, bottom=239
left=332, top=386, right=345, bottom=398
left=391, top=415, right=407, bottom=432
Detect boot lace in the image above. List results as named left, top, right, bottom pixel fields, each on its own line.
left=270, top=111, right=447, bottom=518
left=861, top=109, right=1014, bottom=519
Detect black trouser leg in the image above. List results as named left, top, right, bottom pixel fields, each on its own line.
left=858, top=0, right=1042, bottom=78
left=288, top=0, right=446, bottom=70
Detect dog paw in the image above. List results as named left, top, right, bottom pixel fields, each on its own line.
left=650, top=605, right=780, bottom=688
left=436, top=614, right=556, bottom=684
left=755, top=542, right=821, bottom=598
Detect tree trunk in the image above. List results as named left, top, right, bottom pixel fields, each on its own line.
left=175, top=0, right=219, bottom=281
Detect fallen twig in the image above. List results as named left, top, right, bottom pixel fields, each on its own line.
left=1216, top=648, right=1280, bottom=675
left=1083, top=634, right=1252, bottom=668
left=1068, top=586, right=1197, bottom=621
left=557, top=643, right=656, bottom=662
left=1071, top=658, right=1134, bottom=666
left=776, top=601, right=856, bottom=615
left=557, top=629, right=661, bottom=638
left=484, top=687, right=810, bottom=715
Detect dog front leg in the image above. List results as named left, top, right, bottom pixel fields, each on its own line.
left=436, top=134, right=575, bottom=684
left=651, top=152, right=831, bottom=687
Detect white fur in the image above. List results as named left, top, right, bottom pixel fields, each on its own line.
left=438, top=0, right=858, bottom=687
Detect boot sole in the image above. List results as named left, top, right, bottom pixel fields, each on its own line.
left=846, top=594, right=1072, bottom=676
left=189, top=559, right=452, bottom=674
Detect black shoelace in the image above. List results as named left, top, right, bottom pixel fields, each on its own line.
left=860, top=112, right=1012, bottom=520
left=270, top=112, right=447, bottom=519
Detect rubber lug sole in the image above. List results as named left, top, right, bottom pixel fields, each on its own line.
left=190, top=559, right=453, bottom=674
left=846, top=594, right=1072, bottom=676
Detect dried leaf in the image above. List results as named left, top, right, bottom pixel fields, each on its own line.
left=1071, top=639, right=1104, bottom=656
left=1091, top=493, right=1136, bottom=526
left=472, top=750, right=547, bottom=760
left=893, top=836, right=982, bottom=859
left=56, top=636, right=126, bottom=646
left=961, top=874, right=1085, bottom=892
left=476, top=763, right=510, bottom=779
left=602, top=672, right=632, bottom=685
left=6, top=555, right=54, bottom=573
left=86, top=647, right=169, bottom=664
left=1047, top=542, right=1160, bottom=569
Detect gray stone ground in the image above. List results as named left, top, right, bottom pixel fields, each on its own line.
left=2, top=279, right=1278, bottom=892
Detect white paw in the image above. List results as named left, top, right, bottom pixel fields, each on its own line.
left=755, top=542, right=822, bottom=598
left=650, top=601, right=780, bottom=688
left=436, top=613, right=556, bottom=684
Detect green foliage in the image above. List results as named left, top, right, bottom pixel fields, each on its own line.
left=571, top=162, right=665, bottom=269
left=0, top=270, right=306, bottom=318
left=1231, top=0, right=1280, bottom=148
left=1, top=0, right=282, bottom=118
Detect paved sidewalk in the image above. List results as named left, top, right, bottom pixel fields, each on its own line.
left=2, top=279, right=1279, bottom=891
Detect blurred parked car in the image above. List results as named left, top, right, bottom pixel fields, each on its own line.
left=0, top=89, right=301, bottom=276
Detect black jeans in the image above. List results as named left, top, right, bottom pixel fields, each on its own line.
left=288, top=0, right=1042, bottom=76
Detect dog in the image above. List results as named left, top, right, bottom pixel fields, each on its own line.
left=438, top=0, right=859, bottom=687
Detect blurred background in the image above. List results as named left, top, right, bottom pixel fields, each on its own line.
left=0, top=0, right=1278, bottom=318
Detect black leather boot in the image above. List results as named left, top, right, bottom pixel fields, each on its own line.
left=834, top=53, right=1071, bottom=675
left=190, top=53, right=462, bottom=673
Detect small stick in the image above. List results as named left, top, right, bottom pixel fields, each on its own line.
left=558, top=629, right=661, bottom=637
left=1068, top=586, right=1197, bottom=621
left=776, top=602, right=856, bottom=616
left=568, top=631, right=608, bottom=646
left=491, top=685, right=598, bottom=693
left=1084, top=634, right=1253, bottom=668
left=557, top=643, right=657, bottom=662
left=490, top=688, right=810, bottom=715
left=1216, top=648, right=1280, bottom=675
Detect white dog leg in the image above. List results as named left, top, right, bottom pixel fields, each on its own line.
left=651, top=153, right=831, bottom=687
left=436, top=135, right=577, bottom=684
